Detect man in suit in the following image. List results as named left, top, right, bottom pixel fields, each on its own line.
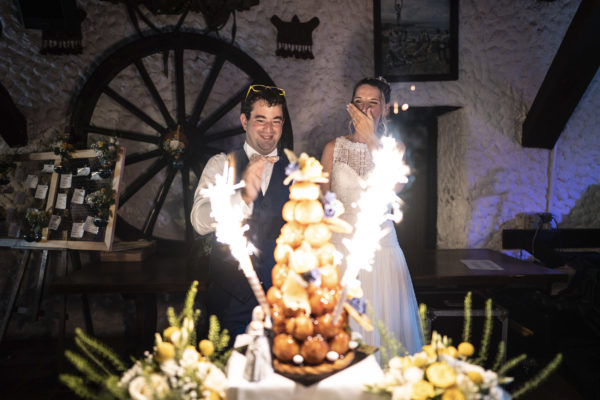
left=190, top=84, right=290, bottom=343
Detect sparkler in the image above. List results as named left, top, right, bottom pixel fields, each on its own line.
left=200, top=162, right=271, bottom=319
left=332, top=136, right=410, bottom=323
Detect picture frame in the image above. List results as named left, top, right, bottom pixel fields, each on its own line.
left=374, top=0, right=459, bottom=82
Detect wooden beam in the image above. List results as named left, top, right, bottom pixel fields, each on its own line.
left=522, top=0, right=600, bottom=149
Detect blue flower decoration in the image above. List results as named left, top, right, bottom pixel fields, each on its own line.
left=301, top=268, right=321, bottom=287
left=323, top=191, right=337, bottom=218
left=285, top=162, right=299, bottom=176
left=348, top=297, right=366, bottom=314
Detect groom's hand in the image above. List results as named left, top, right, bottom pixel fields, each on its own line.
left=241, top=157, right=266, bottom=204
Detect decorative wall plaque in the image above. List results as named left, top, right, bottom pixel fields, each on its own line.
left=271, top=15, right=319, bottom=59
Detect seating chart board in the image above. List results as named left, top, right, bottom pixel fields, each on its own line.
left=0, top=148, right=125, bottom=251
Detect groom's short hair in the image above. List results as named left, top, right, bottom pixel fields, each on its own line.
left=241, top=84, right=287, bottom=119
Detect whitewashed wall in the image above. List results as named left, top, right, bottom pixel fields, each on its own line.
left=0, top=0, right=598, bottom=249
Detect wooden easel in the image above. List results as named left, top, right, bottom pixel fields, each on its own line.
left=0, top=247, right=93, bottom=345
left=0, top=148, right=125, bottom=345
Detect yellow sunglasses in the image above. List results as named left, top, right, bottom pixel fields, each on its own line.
left=245, top=84, right=286, bottom=101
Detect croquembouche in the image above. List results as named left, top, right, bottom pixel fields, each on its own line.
left=266, top=150, right=370, bottom=374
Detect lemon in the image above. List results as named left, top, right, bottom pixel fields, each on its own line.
left=412, top=352, right=429, bottom=368
left=422, top=344, right=437, bottom=358
left=163, top=326, right=179, bottom=342
left=199, top=339, right=215, bottom=357
left=155, top=342, right=175, bottom=362
left=441, top=387, right=465, bottom=400
left=457, top=342, right=475, bottom=357
left=467, top=371, right=483, bottom=384
left=411, top=379, right=435, bottom=400
left=439, top=346, right=458, bottom=358
left=426, top=362, right=457, bottom=388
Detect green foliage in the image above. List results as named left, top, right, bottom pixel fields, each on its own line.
left=207, top=315, right=232, bottom=371
left=370, top=291, right=563, bottom=398
left=167, top=307, right=178, bottom=327
left=85, top=186, right=115, bottom=219
left=58, top=375, right=98, bottom=400
left=498, top=354, right=527, bottom=376
left=372, top=300, right=407, bottom=367
left=25, top=208, right=51, bottom=232
left=165, top=280, right=202, bottom=347
left=74, top=328, right=127, bottom=372
left=462, top=291, right=472, bottom=343
left=511, top=353, right=563, bottom=399
left=474, top=298, right=493, bottom=365
left=104, top=376, right=128, bottom=400
left=60, top=281, right=232, bottom=399
left=419, top=303, right=429, bottom=345
left=51, top=140, right=75, bottom=160
left=90, top=137, right=118, bottom=166
left=59, top=328, right=129, bottom=399
left=492, top=341, right=506, bottom=372
left=64, top=350, right=106, bottom=385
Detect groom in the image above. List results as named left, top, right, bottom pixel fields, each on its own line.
left=190, top=84, right=290, bottom=342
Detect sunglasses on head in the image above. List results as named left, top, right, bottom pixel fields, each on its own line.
left=245, top=84, right=286, bottom=101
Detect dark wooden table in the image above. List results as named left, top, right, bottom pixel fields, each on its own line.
left=49, top=256, right=207, bottom=295
left=48, top=255, right=208, bottom=356
left=49, top=248, right=567, bottom=357
left=406, top=248, right=568, bottom=290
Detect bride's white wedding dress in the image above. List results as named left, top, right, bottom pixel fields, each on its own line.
left=330, top=136, right=423, bottom=355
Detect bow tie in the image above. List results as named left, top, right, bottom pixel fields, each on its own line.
left=250, top=154, right=279, bottom=163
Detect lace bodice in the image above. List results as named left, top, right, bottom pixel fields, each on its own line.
left=331, top=136, right=374, bottom=177
left=330, top=136, right=396, bottom=247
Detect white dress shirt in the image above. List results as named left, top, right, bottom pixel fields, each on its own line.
left=190, top=144, right=278, bottom=235
left=242, top=142, right=277, bottom=195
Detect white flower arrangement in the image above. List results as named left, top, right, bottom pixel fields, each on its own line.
left=118, top=319, right=228, bottom=400
left=90, top=137, right=119, bottom=167
left=60, top=281, right=231, bottom=400
left=366, top=293, right=563, bottom=400
left=368, top=332, right=511, bottom=400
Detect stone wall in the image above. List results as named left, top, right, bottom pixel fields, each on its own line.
left=1, top=0, right=599, bottom=338
left=2, top=0, right=597, bottom=248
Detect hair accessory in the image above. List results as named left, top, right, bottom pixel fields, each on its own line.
left=245, top=84, right=285, bottom=101
left=376, top=76, right=390, bottom=86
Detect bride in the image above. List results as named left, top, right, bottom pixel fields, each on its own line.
left=320, top=77, right=423, bottom=355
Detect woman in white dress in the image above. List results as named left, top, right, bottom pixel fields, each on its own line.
left=320, top=77, right=423, bottom=355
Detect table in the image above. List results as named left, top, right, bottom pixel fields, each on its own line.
left=406, top=249, right=568, bottom=290
left=48, top=255, right=208, bottom=355
left=49, top=256, right=207, bottom=294
left=226, top=351, right=383, bottom=400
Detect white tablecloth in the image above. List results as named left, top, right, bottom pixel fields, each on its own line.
left=226, top=351, right=384, bottom=400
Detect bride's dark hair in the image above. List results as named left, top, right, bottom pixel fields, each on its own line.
left=351, top=77, right=391, bottom=104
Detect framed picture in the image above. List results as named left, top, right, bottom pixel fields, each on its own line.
left=374, top=0, right=458, bottom=82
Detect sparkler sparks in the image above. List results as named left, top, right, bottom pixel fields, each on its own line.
left=200, top=163, right=270, bottom=318
left=332, top=136, right=410, bottom=323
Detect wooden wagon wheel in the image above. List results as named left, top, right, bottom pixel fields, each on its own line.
left=70, top=31, right=293, bottom=242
